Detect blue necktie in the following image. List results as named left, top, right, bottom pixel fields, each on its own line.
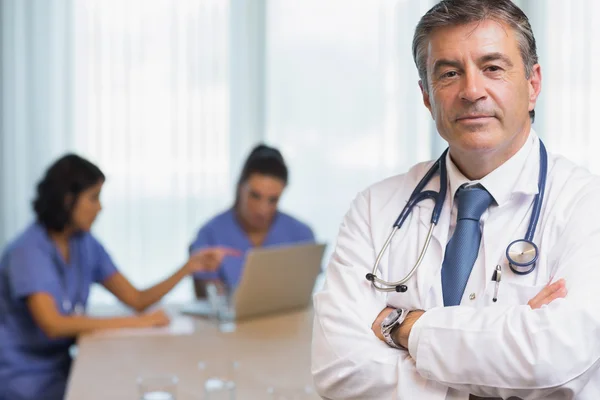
left=441, top=185, right=493, bottom=306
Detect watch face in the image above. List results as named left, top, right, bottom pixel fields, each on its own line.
left=382, top=309, right=401, bottom=328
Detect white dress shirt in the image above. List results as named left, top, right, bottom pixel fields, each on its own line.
left=312, top=131, right=600, bottom=399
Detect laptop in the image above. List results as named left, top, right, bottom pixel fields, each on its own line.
left=180, top=242, right=326, bottom=320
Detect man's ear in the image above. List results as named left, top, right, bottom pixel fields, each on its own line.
left=419, top=80, right=434, bottom=119
left=527, top=64, right=542, bottom=113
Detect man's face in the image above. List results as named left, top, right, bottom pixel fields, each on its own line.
left=420, top=19, right=541, bottom=160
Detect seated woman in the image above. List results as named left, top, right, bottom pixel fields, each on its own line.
left=0, top=154, right=236, bottom=400
left=190, top=144, right=315, bottom=297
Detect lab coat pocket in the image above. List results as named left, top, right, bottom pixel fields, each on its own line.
left=483, top=281, right=547, bottom=307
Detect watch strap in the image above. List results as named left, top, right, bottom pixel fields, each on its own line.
left=382, top=309, right=408, bottom=349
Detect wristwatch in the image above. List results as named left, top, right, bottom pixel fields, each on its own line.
left=380, top=308, right=408, bottom=349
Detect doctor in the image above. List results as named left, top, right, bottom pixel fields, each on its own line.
left=312, top=0, right=600, bottom=399
left=0, top=154, right=236, bottom=400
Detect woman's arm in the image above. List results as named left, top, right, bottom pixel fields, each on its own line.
left=103, top=247, right=240, bottom=312
left=26, top=293, right=168, bottom=339
left=103, top=269, right=187, bottom=313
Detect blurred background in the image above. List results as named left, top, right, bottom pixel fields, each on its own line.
left=1, top=0, right=599, bottom=305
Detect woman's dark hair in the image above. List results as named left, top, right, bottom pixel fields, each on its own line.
left=33, top=154, right=105, bottom=232
left=234, top=144, right=288, bottom=206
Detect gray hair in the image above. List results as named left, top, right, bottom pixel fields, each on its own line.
left=412, top=0, right=538, bottom=120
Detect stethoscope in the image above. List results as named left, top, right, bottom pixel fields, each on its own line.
left=53, top=244, right=85, bottom=315
left=366, top=141, right=548, bottom=292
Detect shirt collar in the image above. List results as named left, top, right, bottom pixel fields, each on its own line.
left=445, top=129, right=540, bottom=208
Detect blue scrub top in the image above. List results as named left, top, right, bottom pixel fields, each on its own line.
left=189, top=209, right=315, bottom=288
left=0, top=222, right=118, bottom=400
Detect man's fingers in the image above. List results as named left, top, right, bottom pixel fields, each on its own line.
left=530, top=288, right=566, bottom=309
left=528, top=279, right=567, bottom=309
left=546, top=286, right=568, bottom=302
left=530, top=279, right=564, bottom=302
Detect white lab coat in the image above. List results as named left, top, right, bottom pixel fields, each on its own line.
left=312, top=133, right=600, bottom=400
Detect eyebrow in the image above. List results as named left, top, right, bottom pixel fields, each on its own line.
left=479, top=52, right=514, bottom=68
left=432, top=59, right=462, bottom=77
left=432, top=52, right=514, bottom=77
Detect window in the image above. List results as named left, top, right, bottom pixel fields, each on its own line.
left=72, top=0, right=231, bottom=303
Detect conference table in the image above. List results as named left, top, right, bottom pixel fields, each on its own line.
left=65, top=306, right=320, bottom=399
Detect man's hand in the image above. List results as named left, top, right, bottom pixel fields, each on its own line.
left=394, top=310, right=424, bottom=349
left=371, top=307, right=425, bottom=349
left=528, top=278, right=567, bottom=309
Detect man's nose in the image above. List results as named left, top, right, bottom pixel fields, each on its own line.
left=459, top=68, right=488, bottom=103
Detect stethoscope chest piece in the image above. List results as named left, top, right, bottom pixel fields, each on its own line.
left=506, top=239, right=538, bottom=275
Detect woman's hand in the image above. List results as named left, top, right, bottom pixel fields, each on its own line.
left=139, top=309, right=170, bottom=327
left=184, top=247, right=241, bottom=274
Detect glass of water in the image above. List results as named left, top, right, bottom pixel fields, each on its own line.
left=198, top=360, right=240, bottom=400
left=137, top=375, right=178, bottom=400
left=206, top=282, right=236, bottom=332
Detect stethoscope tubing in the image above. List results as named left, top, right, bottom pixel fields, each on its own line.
left=367, top=141, right=547, bottom=292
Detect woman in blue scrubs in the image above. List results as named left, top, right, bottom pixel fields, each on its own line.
left=0, top=154, right=236, bottom=400
left=190, top=144, right=315, bottom=297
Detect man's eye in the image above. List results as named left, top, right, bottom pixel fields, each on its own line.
left=486, top=65, right=502, bottom=72
left=441, top=71, right=458, bottom=79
